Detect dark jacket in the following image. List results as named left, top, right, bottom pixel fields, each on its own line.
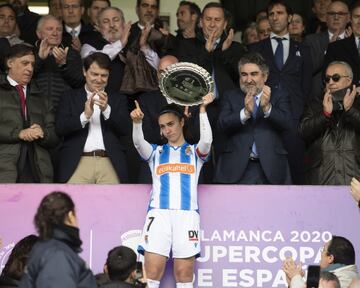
left=0, top=75, right=59, bottom=183
left=0, top=276, right=18, bottom=288
left=34, top=44, right=84, bottom=112
left=174, top=31, right=247, bottom=100
left=17, top=8, right=40, bottom=46
left=323, top=35, right=360, bottom=86
left=19, top=229, right=97, bottom=288
left=299, top=96, right=360, bottom=184
left=248, top=37, right=313, bottom=120
left=100, top=282, right=134, bottom=288
left=55, top=88, right=131, bottom=183
left=214, top=87, right=292, bottom=184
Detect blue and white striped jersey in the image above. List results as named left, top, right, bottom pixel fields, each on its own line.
left=147, top=142, right=208, bottom=210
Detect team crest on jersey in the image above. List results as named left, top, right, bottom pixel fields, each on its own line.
left=188, top=230, right=199, bottom=241
left=144, top=235, right=148, bottom=244
left=185, top=146, right=192, bottom=156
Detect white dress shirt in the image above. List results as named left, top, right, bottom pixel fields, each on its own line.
left=270, top=32, right=290, bottom=65
left=80, top=85, right=111, bottom=152
left=65, top=24, right=81, bottom=37
left=7, top=76, right=28, bottom=97
left=328, top=30, right=346, bottom=41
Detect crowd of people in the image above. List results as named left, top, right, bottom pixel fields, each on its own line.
left=1, top=0, right=360, bottom=186
left=1, top=1, right=360, bottom=287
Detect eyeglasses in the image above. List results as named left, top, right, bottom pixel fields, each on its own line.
left=324, top=73, right=350, bottom=83
left=327, top=11, right=349, bottom=17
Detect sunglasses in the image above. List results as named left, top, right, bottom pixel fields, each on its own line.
left=324, top=74, right=349, bottom=83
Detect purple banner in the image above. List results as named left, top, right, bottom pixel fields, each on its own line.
left=0, top=185, right=359, bottom=287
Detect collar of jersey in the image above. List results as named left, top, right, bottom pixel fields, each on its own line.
left=165, top=142, right=189, bottom=150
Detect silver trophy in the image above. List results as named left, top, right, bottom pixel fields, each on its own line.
left=159, top=62, right=214, bottom=106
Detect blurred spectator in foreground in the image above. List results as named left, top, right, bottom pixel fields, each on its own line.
left=350, top=177, right=360, bottom=208
left=19, top=191, right=97, bottom=288
left=0, top=235, right=38, bottom=288
left=99, top=246, right=147, bottom=288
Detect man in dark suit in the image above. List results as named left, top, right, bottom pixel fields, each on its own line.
left=55, top=52, right=130, bottom=183
left=323, top=1, right=360, bottom=87
left=304, top=0, right=350, bottom=99
left=214, top=52, right=292, bottom=184
left=173, top=2, right=247, bottom=167
left=248, top=0, right=313, bottom=184
left=60, top=0, right=92, bottom=51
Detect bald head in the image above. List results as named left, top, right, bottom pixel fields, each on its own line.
left=158, top=55, right=179, bottom=73
left=349, top=279, right=360, bottom=288
left=157, top=55, right=179, bottom=80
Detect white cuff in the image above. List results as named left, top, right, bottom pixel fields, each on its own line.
left=102, top=105, right=111, bottom=120
left=240, top=108, right=250, bottom=124
left=80, top=112, right=89, bottom=128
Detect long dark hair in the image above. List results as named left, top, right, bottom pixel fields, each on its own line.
left=1, top=234, right=38, bottom=280
left=34, top=192, right=75, bottom=240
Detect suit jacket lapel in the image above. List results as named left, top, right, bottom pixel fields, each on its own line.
left=263, top=39, right=279, bottom=71
left=76, top=88, right=88, bottom=115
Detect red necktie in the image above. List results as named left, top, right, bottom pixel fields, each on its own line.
left=15, top=85, right=27, bottom=119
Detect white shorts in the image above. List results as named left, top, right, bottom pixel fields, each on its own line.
left=138, top=209, right=200, bottom=259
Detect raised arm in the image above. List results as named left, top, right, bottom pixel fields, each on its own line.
left=131, top=100, right=153, bottom=160
left=196, top=93, right=214, bottom=157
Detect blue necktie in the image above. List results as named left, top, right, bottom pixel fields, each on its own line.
left=274, top=37, right=284, bottom=70
left=251, top=96, right=259, bottom=157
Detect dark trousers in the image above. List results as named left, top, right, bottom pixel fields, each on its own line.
left=238, top=160, right=270, bottom=184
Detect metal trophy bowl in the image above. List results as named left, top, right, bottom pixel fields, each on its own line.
left=159, top=62, right=214, bottom=106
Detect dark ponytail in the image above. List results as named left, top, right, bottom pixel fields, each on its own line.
left=34, top=191, right=75, bottom=240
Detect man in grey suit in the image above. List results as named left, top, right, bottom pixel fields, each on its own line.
left=304, top=1, right=350, bottom=99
